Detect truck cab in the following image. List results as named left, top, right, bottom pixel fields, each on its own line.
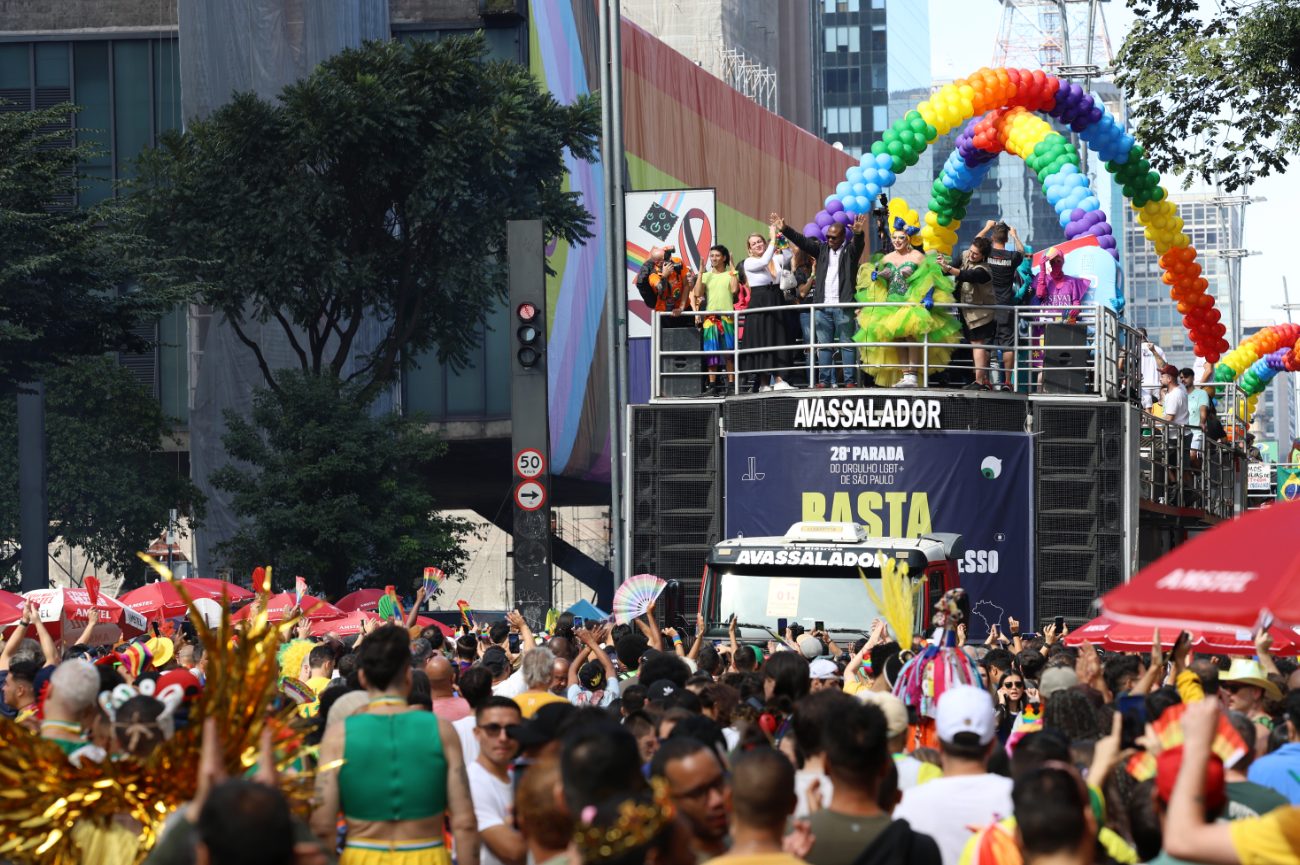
left=698, top=522, right=963, bottom=650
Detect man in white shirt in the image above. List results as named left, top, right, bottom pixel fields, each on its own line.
left=892, top=686, right=1014, bottom=865
left=1160, top=364, right=1190, bottom=425
left=468, top=696, right=527, bottom=865
left=1137, top=329, right=1166, bottom=408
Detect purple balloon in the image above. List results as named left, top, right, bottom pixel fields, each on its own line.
left=1097, top=235, right=1117, bottom=250
left=832, top=211, right=850, bottom=225
left=1106, top=248, right=1119, bottom=260
left=815, top=211, right=834, bottom=228
left=844, top=209, right=858, bottom=221
left=1070, top=116, right=1091, bottom=133
left=1070, top=208, right=1087, bottom=221
left=1093, top=221, right=1112, bottom=236
left=803, top=223, right=822, bottom=238
left=826, top=198, right=845, bottom=215
left=1088, top=106, right=1104, bottom=124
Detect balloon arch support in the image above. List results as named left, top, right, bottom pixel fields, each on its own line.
left=799, top=66, right=1298, bottom=413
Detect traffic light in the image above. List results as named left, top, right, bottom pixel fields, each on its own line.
left=517, top=302, right=541, bottom=368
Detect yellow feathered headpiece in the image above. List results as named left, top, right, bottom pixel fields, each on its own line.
left=860, top=553, right=926, bottom=651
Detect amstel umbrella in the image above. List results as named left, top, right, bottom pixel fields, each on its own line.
left=182, top=578, right=254, bottom=602
left=1065, top=612, right=1300, bottom=656
left=24, top=587, right=149, bottom=644
left=119, top=581, right=232, bottom=621
left=335, top=589, right=387, bottom=613
left=230, top=593, right=343, bottom=622
left=1100, top=499, right=1300, bottom=630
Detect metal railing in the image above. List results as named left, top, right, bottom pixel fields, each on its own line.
left=1137, top=382, right=1248, bottom=519
left=651, top=299, right=1142, bottom=401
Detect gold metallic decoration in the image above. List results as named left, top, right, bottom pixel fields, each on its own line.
left=0, top=555, right=315, bottom=864
left=574, top=777, right=677, bottom=865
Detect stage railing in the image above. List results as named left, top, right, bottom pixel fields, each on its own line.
left=651, top=300, right=1142, bottom=401
left=1137, top=384, right=1246, bottom=519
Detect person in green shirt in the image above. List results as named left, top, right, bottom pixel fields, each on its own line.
left=692, top=245, right=739, bottom=395
left=40, top=658, right=100, bottom=755
left=1224, top=710, right=1291, bottom=819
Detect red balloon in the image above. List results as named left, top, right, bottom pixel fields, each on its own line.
left=1206, top=351, right=1220, bottom=364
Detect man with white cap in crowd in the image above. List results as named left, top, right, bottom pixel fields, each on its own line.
left=892, top=685, right=1014, bottom=865
left=858, top=691, right=942, bottom=791
left=808, top=658, right=841, bottom=692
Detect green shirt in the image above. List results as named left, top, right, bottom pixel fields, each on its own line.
left=698, top=270, right=736, bottom=312
left=1187, top=387, right=1211, bottom=427
left=1228, top=780, right=1291, bottom=819
left=802, top=810, right=892, bottom=865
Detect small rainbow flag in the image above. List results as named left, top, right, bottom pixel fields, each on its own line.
left=423, top=567, right=445, bottom=596
left=457, top=600, right=475, bottom=631
left=1005, top=703, right=1043, bottom=755
left=294, top=576, right=307, bottom=606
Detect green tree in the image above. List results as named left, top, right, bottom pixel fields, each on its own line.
left=1115, top=0, right=1300, bottom=191
left=208, top=371, right=475, bottom=600
left=127, top=35, right=600, bottom=404
left=0, top=102, right=186, bottom=394
left=0, top=357, right=207, bottom=589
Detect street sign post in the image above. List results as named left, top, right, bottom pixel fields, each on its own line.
left=515, top=481, right=546, bottom=511
left=515, top=449, right=545, bottom=479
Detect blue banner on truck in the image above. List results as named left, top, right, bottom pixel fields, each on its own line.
left=724, top=429, right=1034, bottom=633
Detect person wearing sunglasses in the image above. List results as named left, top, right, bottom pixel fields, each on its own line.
left=470, top=696, right=527, bottom=865
left=994, top=674, right=1039, bottom=744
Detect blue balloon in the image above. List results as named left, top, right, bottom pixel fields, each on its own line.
left=878, top=169, right=896, bottom=187
left=1077, top=196, right=1100, bottom=212
left=862, top=167, right=879, bottom=184
left=942, top=175, right=957, bottom=189
left=852, top=182, right=867, bottom=197
left=1058, top=163, right=1078, bottom=176
left=1046, top=184, right=1066, bottom=203
left=846, top=167, right=865, bottom=184
left=825, top=194, right=841, bottom=209
left=851, top=195, right=868, bottom=212
left=865, top=182, right=882, bottom=198
left=875, top=153, right=893, bottom=170
left=1059, top=210, right=1072, bottom=228
left=836, top=181, right=852, bottom=197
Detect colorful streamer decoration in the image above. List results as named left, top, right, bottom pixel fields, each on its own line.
left=807, top=66, right=1218, bottom=363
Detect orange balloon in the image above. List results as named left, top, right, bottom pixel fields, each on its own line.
left=1195, top=278, right=1208, bottom=292
left=1177, top=301, right=1192, bottom=314
left=1180, top=247, right=1197, bottom=263
left=1162, top=272, right=1176, bottom=285
left=1186, top=263, right=1201, bottom=278
left=1196, top=293, right=1212, bottom=308
left=1169, top=288, right=1184, bottom=301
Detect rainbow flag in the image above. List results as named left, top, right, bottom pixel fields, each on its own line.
left=1005, top=703, right=1043, bottom=755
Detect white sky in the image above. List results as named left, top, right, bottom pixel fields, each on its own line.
left=928, top=0, right=1299, bottom=324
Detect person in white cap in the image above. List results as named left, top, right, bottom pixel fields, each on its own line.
left=891, top=685, right=1013, bottom=865
left=808, top=658, right=841, bottom=692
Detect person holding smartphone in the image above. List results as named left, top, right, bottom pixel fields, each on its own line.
left=993, top=671, right=1039, bottom=744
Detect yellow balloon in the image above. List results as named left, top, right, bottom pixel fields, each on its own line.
left=906, top=209, right=919, bottom=225
left=889, top=198, right=909, bottom=217
left=958, top=84, right=975, bottom=100
left=1174, top=233, right=1190, bottom=247
left=925, top=211, right=939, bottom=226
left=917, top=101, right=932, bottom=113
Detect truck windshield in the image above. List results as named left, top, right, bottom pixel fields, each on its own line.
left=717, top=564, right=884, bottom=631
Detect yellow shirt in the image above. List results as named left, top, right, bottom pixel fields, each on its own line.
left=1231, top=808, right=1300, bottom=865
left=702, top=853, right=807, bottom=865
left=514, top=691, right=570, bottom=718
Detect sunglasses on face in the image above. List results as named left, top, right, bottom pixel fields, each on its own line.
left=1222, top=683, right=1244, bottom=694
left=1003, top=680, right=1024, bottom=689
left=478, top=723, right=512, bottom=738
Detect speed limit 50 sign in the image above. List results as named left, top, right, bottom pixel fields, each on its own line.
left=514, top=448, right=545, bottom=479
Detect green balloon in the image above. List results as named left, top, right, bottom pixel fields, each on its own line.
left=1105, top=160, right=1120, bottom=174
left=1150, top=186, right=1166, bottom=202
left=1132, top=196, right=1149, bottom=208
left=887, top=140, right=904, bottom=156
left=937, top=215, right=952, bottom=226
left=913, top=139, right=927, bottom=155
left=898, top=130, right=915, bottom=146
left=1137, top=158, right=1151, bottom=174
left=872, top=141, right=888, bottom=156
left=1131, top=144, right=1145, bottom=159
left=925, top=124, right=937, bottom=140
left=903, top=150, right=919, bottom=167
left=1122, top=184, right=1136, bottom=198
left=883, top=129, right=898, bottom=144
left=952, top=207, right=967, bottom=220
left=1146, top=170, right=1161, bottom=187
left=906, top=109, right=922, bottom=121
left=1033, top=141, right=1050, bottom=157
left=891, top=155, right=905, bottom=173
left=932, top=179, right=948, bottom=196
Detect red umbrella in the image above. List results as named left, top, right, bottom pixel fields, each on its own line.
left=24, top=587, right=148, bottom=644
left=119, top=581, right=231, bottom=621
left=335, top=589, right=386, bottom=613
left=0, top=597, right=22, bottom=629
left=230, top=593, right=343, bottom=622
left=415, top=616, right=455, bottom=637
left=309, top=611, right=382, bottom=637
left=1101, top=499, right=1300, bottom=630
left=182, top=578, right=254, bottom=602
left=0, top=589, right=24, bottom=610
left=1065, top=612, right=1300, bottom=656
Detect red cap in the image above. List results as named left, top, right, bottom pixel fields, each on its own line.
left=156, top=668, right=203, bottom=703
left=1159, top=364, right=1179, bottom=377
left=1156, top=746, right=1227, bottom=813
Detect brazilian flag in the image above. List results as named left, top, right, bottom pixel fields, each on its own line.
left=1278, top=468, right=1300, bottom=502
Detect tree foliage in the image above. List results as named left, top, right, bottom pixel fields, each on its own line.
left=209, top=371, right=475, bottom=600
left=0, top=358, right=207, bottom=589
left=127, top=35, right=601, bottom=404
left=1115, top=0, right=1300, bottom=191
left=0, top=103, right=187, bottom=395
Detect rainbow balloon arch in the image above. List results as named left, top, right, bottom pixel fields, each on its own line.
left=799, top=66, right=1300, bottom=417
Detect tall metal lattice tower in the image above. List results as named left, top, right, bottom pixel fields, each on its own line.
left=993, top=0, right=1113, bottom=72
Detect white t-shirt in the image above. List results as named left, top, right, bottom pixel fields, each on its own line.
left=824, top=245, right=843, bottom=304
left=892, top=753, right=926, bottom=791
left=468, top=761, right=515, bottom=865
left=893, top=773, right=1014, bottom=865
left=793, top=768, right=835, bottom=819
left=453, top=713, right=479, bottom=766
left=1140, top=343, right=1165, bottom=407
left=566, top=678, right=620, bottom=708
left=1164, top=383, right=1190, bottom=425
left=493, top=669, right=526, bottom=699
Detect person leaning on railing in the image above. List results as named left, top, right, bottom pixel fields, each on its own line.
left=940, top=236, right=997, bottom=392
left=770, top=211, right=868, bottom=390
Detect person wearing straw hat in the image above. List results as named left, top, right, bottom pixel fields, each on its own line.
left=1220, top=659, right=1282, bottom=758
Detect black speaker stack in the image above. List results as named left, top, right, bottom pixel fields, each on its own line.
left=629, top=404, right=722, bottom=617
left=1033, top=403, right=1125, bottom=630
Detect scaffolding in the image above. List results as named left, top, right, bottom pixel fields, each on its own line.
left=993, top=0, right=1113, bottom=72
left=715, top=42, right=779, bottom=113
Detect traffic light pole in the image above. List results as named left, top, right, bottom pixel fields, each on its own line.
left=508, top=221, right=554, bottom=630
left=16, top=381, right=48, bottom=592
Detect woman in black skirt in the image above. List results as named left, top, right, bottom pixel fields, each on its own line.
left=739, top=220, right=792, bottom=392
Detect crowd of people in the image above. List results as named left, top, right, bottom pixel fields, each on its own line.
left=7, top=588, right=1300, bottom=865
left=638, top=211, right=1092, bottom=393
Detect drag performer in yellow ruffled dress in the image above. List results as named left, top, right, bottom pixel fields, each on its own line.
left=854, top=217, right=963, bottom=387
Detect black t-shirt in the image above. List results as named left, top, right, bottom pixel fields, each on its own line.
left=986, top=246, right=1024, bottom=303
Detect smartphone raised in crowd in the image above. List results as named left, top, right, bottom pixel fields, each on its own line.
left=509, top=634, right=521, bottom=653
left=574, top=616, right=585, bottom=630
left=777, top=618, right=787, bottom=634
left=1054, top=616, right=1065, bottom=631
left=815, top=620, right=825, bottom=633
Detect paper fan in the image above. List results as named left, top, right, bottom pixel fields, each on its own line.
left=85, top=576, right=101, bottom=607
left=457, top=599, right=475, bottom=630
left=1124, top=702, right=1249, bottom=781
left=423, top=567, right=446, bottom=596
left=280, top=677, right=315, bottom=706
left=612, top=574, right=666, bottom=625
left=377, top=595, right=395, bottom=621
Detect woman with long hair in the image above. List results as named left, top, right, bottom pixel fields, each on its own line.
left=692, top=244, right=739, bottom=395
left=738, top=221, right=793, bottom=392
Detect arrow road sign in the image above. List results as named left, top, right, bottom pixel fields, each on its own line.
left=515, top=448, right=545, bottom=479
left=515, top=481, right=546, bottom=511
